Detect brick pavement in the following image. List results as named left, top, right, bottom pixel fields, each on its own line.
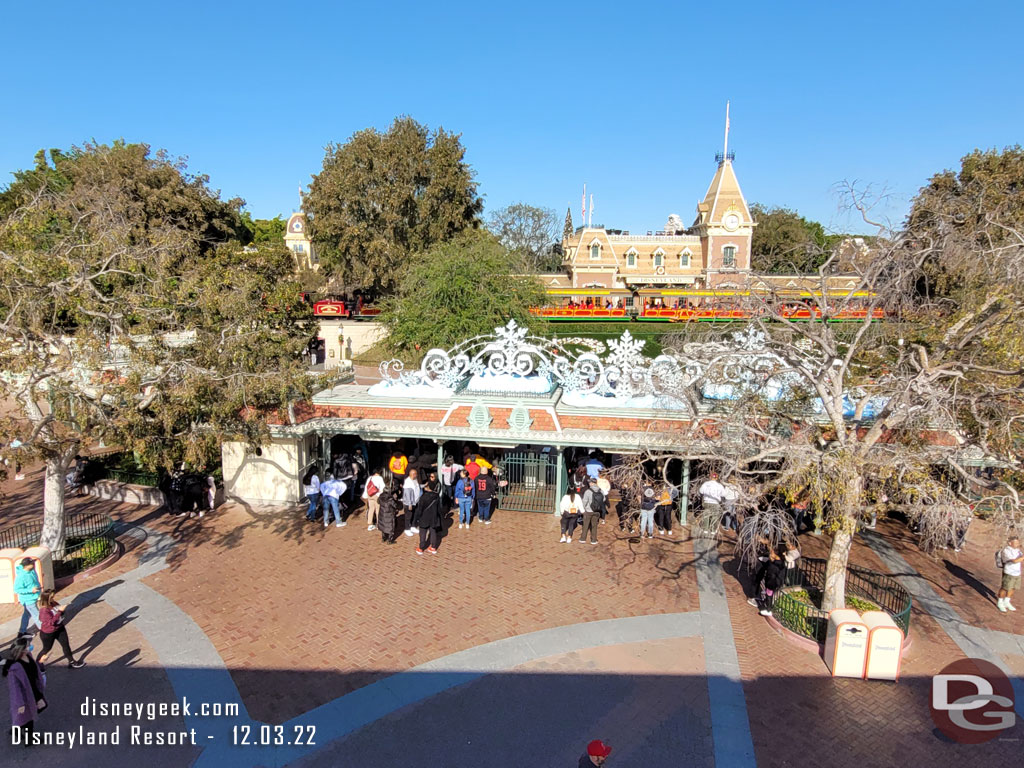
left=141, top=501, right=701, bottom=724
left=295, top=637, right=714, bottom=768
left=719, top=528, right=1022, bottom=768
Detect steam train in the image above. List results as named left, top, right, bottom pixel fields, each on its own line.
left=530, top=288, right=885, bottom=323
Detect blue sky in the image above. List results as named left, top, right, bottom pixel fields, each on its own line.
left=2, top=1, right=1021, bottom=235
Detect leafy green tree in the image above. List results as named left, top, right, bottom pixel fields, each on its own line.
left=750, top=204, right=831, bottom=273
left=304, top=116, right=483, bottom=294
left=486, top=202, right=560, bottom=272
left=378, top=230, right=545, bottom=354
left=242, top=213, right=287, bottom=244
left=0, top=142, right=314, bottom=551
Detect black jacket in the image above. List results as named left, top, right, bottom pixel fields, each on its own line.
left=417, top=490, right=443, bottom=530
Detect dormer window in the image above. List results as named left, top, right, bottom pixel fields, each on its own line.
left=680, top=249, right=691, bottom=268
left=590, top=243, right=601, bottom=260
left=722, top=245, right=737, bottom=268
left=625, top=248, right=637, bottom=268
left=653, top=248, right=664, bottom=268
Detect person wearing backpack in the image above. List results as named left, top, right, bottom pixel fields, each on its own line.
left=362, top=467, right=385, bottom=531
left=580, top=479, right=605, bottom=544
left=997, top=535, right=1024, bottom=612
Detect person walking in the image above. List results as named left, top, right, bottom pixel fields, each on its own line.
left=302, top=467, right=321, bottom=522
left=14, top=558, right=41, bottom=635
left=655, top=486, right=675, bottom=536
left=454, top=469, right=474, bottom=529
left=362, top=467, right=385, bottom=531
left=474, top=466, right=497, bottom=525
left=748, top=546, right=786, bottom=616
left=579, top=739, right=613, bottom=766
left=585, top=451, right=605, bottom=480
left=698, top=472, right=726, bottom=523
left=415, top=480, right=444, bottom=555
left=3, top=636, right=47, bottom=747
left=402, top=468, right=422, bottom=537
left=559, top=488, right=584, bottom=543
left=997, top=535, right=1024, bottom=612
left=596, top=472, right=612, bottom=525
left=35, top=591, right=85, bottom=669
left=321, top=474, right=346, bottom=528
left=439, top=455, right=463, bottom=510
left=378, top=488, right=400, bottom=544
left=580, top=479, right=604, bottom=545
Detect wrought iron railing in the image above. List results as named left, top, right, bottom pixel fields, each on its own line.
left=771, top=556, right=912, bottom=644
left=0, top=512, right=117, bottom=577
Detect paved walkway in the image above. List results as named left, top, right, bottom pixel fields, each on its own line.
left=3, top=473, right=1024, bottom=767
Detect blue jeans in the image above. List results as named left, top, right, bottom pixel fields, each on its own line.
left=18, top=601, right=40, bottom=634
left=323, top=496, right=342, bottom=525
left=458, top=498, right=473, bottom=524
left=306, top=493, right=321, bottom=520
left=640, top=508, right=655, bottom=536
left=477, top=498, right=492, bottom=521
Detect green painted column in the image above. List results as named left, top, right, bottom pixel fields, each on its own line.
left=321, top=434, right=330, bottom=475
left=437, top=441, right=445, bottom=478
left=679, top=459, right=690, bottom=525
left=554, top=446, right=565, bottom=514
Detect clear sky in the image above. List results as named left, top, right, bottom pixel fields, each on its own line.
left=2, top=1, right=1021, bottom=235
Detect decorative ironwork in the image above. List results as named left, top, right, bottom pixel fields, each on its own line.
left=374, top=320, right=794, bottom=404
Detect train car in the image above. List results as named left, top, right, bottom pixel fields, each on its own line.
left=311, top=293, right=380, bottom=320
left=530, top=288, right=885, bottom=323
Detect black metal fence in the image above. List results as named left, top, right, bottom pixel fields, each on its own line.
left=0, top=512, right=116, bottom=578
left=772, top=556, right=912, bottom=644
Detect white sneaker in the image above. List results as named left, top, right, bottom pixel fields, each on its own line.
left=667, top=531, right=674, bottom=537
left=404, top=529, right=414, bottom=537
left=559, top=535, right=566, bottom=543
left=658, top=529, right=665, bottom=535
left=484, top=521, right=492, bottom=525
left=563, top=538, right=571, bottom=544
left=15, top=474, right=25, bottom=480
left=999, top=602, right=1008, bottom=612
left=368, top=525, right=376, bottom=531
left=1009, top=602, right=1018, bottom=612
left=590, top=541, right=598, bottom=545
left=412, top=526, right=420, bottom=533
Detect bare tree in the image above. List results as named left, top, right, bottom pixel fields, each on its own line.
left=600, top=180, right=1023, bottom=611
left=487, top=202, right=560, bottom=272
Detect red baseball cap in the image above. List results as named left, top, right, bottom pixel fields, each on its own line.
left=587, top=740, right=613, bottom=757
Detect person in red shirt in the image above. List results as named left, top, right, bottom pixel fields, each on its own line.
left=465, top=456, right=481, bottom=481
left=36, top=591, right=85, bottom=669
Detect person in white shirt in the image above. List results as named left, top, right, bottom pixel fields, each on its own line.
left=559, top=489, right=584, bottom=543
left=362, top=467, right=386, bottom=531
left=402, top=469, right=423, bottom=537
left=721, top=484, right=740, bottom=531
left=321, top=474, right=346, bottom=528
left=998, top=535, right=1024, bottom=612
left=439, top=455, right=463, bottom=511
left=302, top=468, right=321, bottom=522
left=699, top=473, right=726, bottom=508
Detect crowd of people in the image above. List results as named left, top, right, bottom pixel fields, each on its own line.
left=301, top=446, right=505, bottom=555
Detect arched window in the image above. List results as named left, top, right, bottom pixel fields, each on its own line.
left=722, top=245, right=737, bottom=268
left=653, top=248, right=664, bottom=268
left=679, top=249, right=691, bottom=268
left=625, top=248, right=637, bottom=267
left=590, top=243, right=601, bottom=260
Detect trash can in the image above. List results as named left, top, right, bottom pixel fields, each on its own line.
left=862, top=610, right=904, bottom=681
left=0, top=549, right=21, bottom=604
left=21, top=546, right=55, bottom=592
left=824, top=609, right=869, bottom=678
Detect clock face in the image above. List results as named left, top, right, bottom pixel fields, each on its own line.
left=723, top=213, right=740, bottom=231
left=292, top=221, right=303, bottom=232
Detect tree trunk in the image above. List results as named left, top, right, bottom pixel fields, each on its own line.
left=40, top=456, right=70, bottom=553
left=821, top=473, right=863, bottom=613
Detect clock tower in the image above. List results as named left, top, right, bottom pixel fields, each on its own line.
left=691, top=104, right=755, bottom=287
left=284, top=212, right=317, bottom=271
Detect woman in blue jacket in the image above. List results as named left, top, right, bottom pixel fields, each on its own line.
left=14, top=558, right=41, bottom=634
left=454, top=469, right=474, bottom=529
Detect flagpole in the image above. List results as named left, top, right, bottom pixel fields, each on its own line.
left=723, top=101, right=730, bottom=161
